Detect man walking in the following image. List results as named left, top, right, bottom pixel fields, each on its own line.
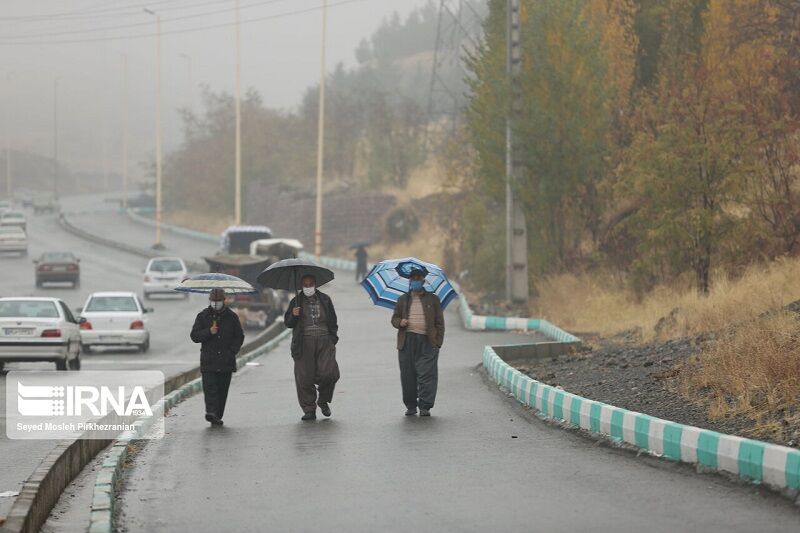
left=284, top=274, right=340, bottom=421
left=190, top=288, right=245, bottom=426
left=391, top=268, right=445, bottom=416
left=354, top=244, right=368, bottom=282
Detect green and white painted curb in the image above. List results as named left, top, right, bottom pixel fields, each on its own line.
left=484, top=345, right=800, bottom=494
left=88, top=329, right=291, bottom=533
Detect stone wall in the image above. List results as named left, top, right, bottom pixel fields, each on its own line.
left=244, top=182, right=397, bottom=254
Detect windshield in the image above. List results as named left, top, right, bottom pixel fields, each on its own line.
left=0, top=300, right=59, bottom=318
left=149, top=259, right=184, bottom=272
left=42, top=252, right=75, bottom=263
left=85, top=296, right=139, bottom=313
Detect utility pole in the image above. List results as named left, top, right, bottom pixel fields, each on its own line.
left=234, top=0, right=242, bottom=225
left=144, top=8, right=164, bottom=249
left=122, top=53, right=129, bottom=209
left=5, top=72, right=12, bottom=199
left=505, top=0, right=528, bottom=303
left=53, top=76, right=60, bottom=200
left=314, top=0, right=328, bottom=261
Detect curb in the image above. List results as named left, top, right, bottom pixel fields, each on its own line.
left=88, top=327, right=291, bottom=533
left=484, top=345, right=800, bottom=496
left=58, top=214, right=159, bottom=260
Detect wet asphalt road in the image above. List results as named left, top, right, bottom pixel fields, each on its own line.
left=118, top=269, right=800, bottom=532
left=0, top=195, right=221, bottom=521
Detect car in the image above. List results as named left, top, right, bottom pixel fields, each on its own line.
left=0, top=210, right=27, bottom=231
left=33, top=195, right=58, bottom=215
left=143, top=257, right=188, bottom=299
left=16, top=190, right=33, bottom=208
left=34, top=251, right=81, bottom=288
left=0, top=199, right=12, bottom=213
left=78, top=292, right=152, bottom=353
left=0, top=226, right=27, bottom=256
left=0, top=297, right=83, bottom=371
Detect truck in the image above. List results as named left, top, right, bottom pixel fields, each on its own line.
left=203, top=226, right=293, bottom=329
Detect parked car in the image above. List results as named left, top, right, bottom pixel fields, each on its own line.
left=0, top=226, right=27, bottom=256
left=1, top=210, right=27, bottom=231
left=0, top=297, right=83, bottom=371
left=34, top=251, right=81, bottom=288
left=143, top=257, right=188, bottom=299
left=78, top=292, right=152, bottom=353
left=33, top=195, right=58, bottom=215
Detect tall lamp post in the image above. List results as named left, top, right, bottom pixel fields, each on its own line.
left=144, top=8, right=164, bottom=249
left=234, top=0, right=242, bottom=225
left=121, top=53, right=129, bottom=209
left=314, top=0, right=328, bottom=261
left=4, top=72, right=12, bottom=199
left=53, top=76, right=61, bottom=200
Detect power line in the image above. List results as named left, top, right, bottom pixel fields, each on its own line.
left=0, top=0, right=364, bottom=46
left=0, top=0, right=209, bottom=21
left=2, top=0, right=297, bottom=40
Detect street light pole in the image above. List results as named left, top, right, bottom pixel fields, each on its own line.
left=314, top=0, right=328, bottom=261
left=144, top=8, right=163, bottom=249
left=234, top=0, right=242, bottom=225
left=53, top=76, right=60, bottom=200
left=5, top=72, right=12, bottom=199
left=122, top=53, right=129, bottom=209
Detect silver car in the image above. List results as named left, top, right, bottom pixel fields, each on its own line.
left=0, top=297, right=83, bottom=371
left=79, top=292, right=152, bottom=353
left=0, top=226, right=28, bottom=256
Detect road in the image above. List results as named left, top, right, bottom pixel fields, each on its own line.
left=117, top=268, right=800, bottom=532
left=0, top=195, right=224, bottom=522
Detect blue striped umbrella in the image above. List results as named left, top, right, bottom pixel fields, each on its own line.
left=174, top=273, right=257, bottom=294
left=361, top=257, right=457, bottom=310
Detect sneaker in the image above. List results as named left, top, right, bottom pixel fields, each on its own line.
left=419, top=408, right=431, bottom=417
left=405, top=407, right=417, bottom=416
left=205, top=413, right=223, bottom=426
left=301, top=411, right=316, bottom=421
left=319, top=403, right=332, bottom=417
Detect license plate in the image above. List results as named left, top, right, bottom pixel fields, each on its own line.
left=99, top=335, right=122, bottom=341
left=53, top=266, right=67, bottom=272
left=4, top=328, right=34, bottom=336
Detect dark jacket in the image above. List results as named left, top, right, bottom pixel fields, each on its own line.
left=190, top=306, right=245, bottom=372
left=283, top=291, right=339, bottom=359
left=391, top=291, right=445, bottom=350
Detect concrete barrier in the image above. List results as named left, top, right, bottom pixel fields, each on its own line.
left=484, top=345, right=800, bottom=496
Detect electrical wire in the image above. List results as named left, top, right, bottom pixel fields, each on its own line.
left=0, top=0, right=365, bottom=46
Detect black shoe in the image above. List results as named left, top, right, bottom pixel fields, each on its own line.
left=319, top=403, right=331, bottom=417
left=205, top=413, right=223, bottom=425
left=301, top=411, right=316, bottom=421
left=419, top=408, right=431, bottom=417
left=405, top=407, right=417, bottom=416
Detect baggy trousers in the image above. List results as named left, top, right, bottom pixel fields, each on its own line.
left=399, top=332, right=439, bottom=410
left=202, top=371, right=232, bottom=418
left=294, top=334, right=340, bottom=413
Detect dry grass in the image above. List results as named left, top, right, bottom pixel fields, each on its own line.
left=680, top=311, right=800, bottom=440
left=533, top=257, right=800, bottom=340
left=165, top=210, right=235, bottom=235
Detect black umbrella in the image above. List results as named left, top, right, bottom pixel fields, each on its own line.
left=256, top=258, right=334, bottom=292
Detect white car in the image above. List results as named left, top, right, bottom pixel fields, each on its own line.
left=143, top=257, right=188, bottom=299
left=0, top=297, right=83, bottom=371
left=0, top=226, right=28, bottom=255
left=79, top=292, right=152, bottom=353
left=0, top=210, right=27, bottom=231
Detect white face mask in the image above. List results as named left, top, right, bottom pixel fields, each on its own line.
left=210, top=300, right=224, bottom=311
left=302, top=287, right=316, bottom=297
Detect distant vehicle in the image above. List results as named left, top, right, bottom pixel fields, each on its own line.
left=0, top=297, right=83, bottom=371
left=16, top=190, right=33, bottom=208
left=128, top=193, right=155, bottom=209
left=33, top=194, right=58, bottom=215
left=34, top=251, right=80, bottom=288
left=203, top=227, right=291, bottom=329
left=0, top=210, right=27, bottom=231
left=78, top=292, right=152, bottom=353
left=0, top=199, right=12, bottom=213
left=0, top=226, right=28, bottom=256
left=143, top=257, right=188, bottom=299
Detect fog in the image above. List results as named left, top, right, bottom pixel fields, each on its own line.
left=0, top=0, right=432, bottom=180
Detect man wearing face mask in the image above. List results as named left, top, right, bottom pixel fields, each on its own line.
left=391, top=268, right=445, bottom=417
left=190, top=288, right=245, bottom=426
left=284, top=274, right=340, bottom=421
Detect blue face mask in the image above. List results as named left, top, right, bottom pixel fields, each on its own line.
left=409, top=280, right=424, bottom=291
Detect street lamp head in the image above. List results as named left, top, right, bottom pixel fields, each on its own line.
left=143, top=8, right=155, bottom=15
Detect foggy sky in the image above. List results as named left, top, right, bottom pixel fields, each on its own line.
left=0, top=0, right=432, bottom=181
